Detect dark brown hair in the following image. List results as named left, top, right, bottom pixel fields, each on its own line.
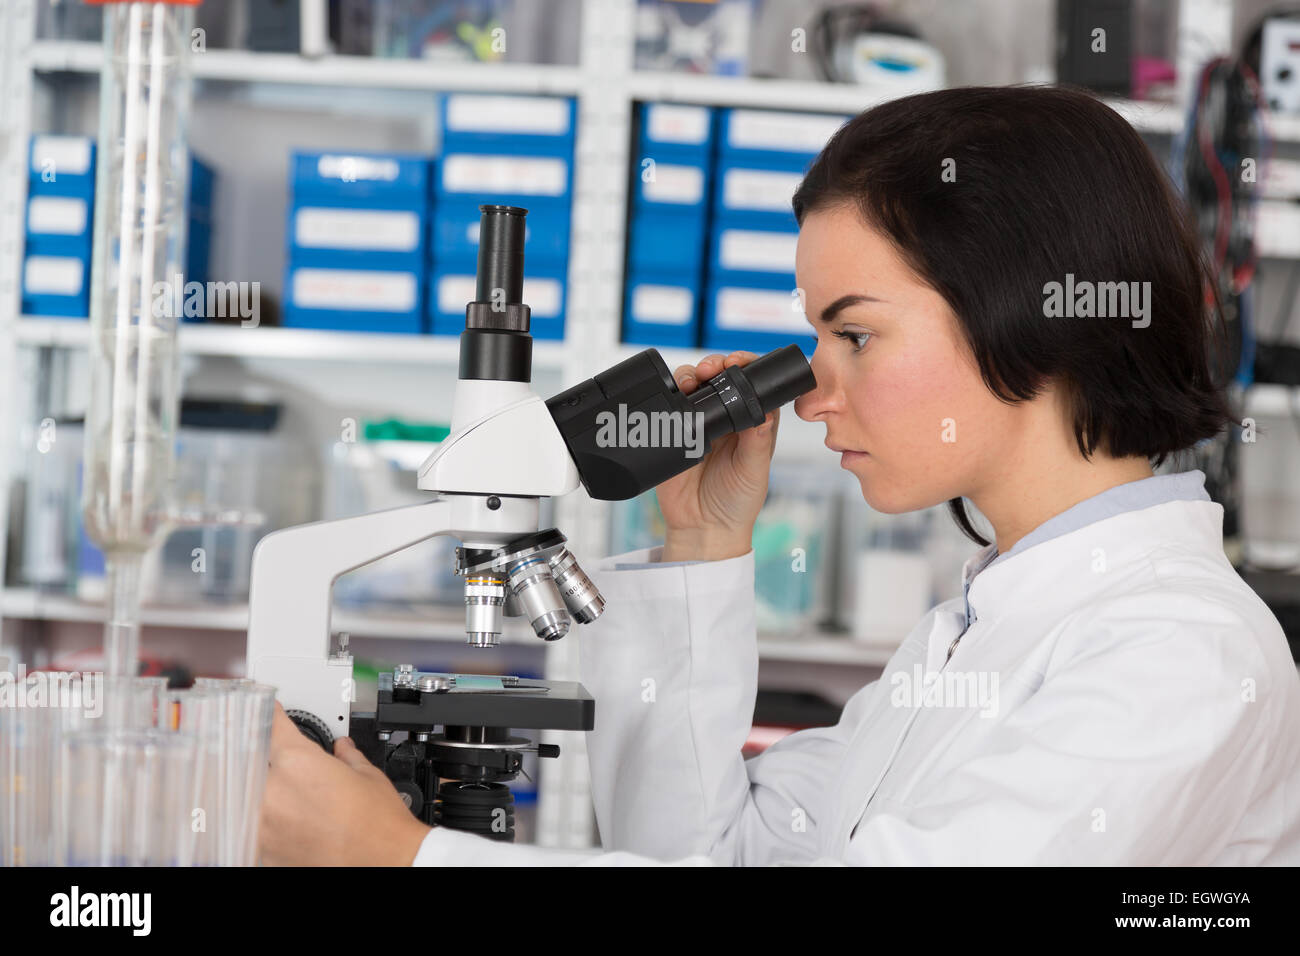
left=792, top=85, right=1232, bottom=545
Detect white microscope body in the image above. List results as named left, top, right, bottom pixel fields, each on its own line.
left=245, top=378, right=582, bottom=739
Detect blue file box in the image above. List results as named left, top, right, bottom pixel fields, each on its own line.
left=703, top=273, right=815, bottom=357
left=623, top=270, right=701, bottom=348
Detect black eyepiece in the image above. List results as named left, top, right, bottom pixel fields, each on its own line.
left=545, top=345, right=817, bottom=501
left=460, top=205, right=532, bottom=382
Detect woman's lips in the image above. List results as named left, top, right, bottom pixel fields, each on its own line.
left=826, top=440, right=869, bottom=466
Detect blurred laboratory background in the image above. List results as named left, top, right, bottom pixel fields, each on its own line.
left=2, top=0, right=1299, bottom=848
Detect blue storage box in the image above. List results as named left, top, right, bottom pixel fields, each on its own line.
left=189, top=155, right=215, bottom=216
left=435, top=148, right=572, bottom=206
left=440, top=94, right=576, bottom=151
left=283, top=260, right=424, bottom=334
left=712, top=156, right=810, bottom=230
left=716, top=108, right=849, bottom=164
left=703, top=274, right=815, bottom=357
left=432, top=198, right=570, bottom=267
left=28, top=135, right=95, bottom=198
left=629, top=208, right=707, bottom=274
left=186, top=219, right=212, bottom=291
left=290, top=150, right=432, bottom=204
left=623, top=271, right=701, bottom=348
left=637, top=102, right=714, bottom=159
left=429, top=264, right=566, bottom=341
left=708, top=220, right=798, bottom=284
left=22, top=253, right=90, bottom=317
left=631, top=153, right=711, bottom=212
left=287, top=198, right=428, bottom=270
left=25, top=194, right=93, bottom=257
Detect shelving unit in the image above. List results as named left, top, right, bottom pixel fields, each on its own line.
left=0, top=584, right=894, bottom=664
left=15, top=315, right=569, bottom=366
left=4, top=0, right=1299, bottom=851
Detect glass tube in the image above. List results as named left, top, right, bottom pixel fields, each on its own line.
left=62, top=729, right=199, bottom=866
left=3, top=675, right=275, bottom=867
left=0, top=672, right=153, bottom=866
left=162, top=682, right=275, bottom=865
left=81, top=1, right=197, bottom=678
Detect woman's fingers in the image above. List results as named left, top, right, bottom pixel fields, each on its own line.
left=676, top=351, right=762, bottom=394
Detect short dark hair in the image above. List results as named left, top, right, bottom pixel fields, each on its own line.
left=791, top=84, right=1232, bottom=546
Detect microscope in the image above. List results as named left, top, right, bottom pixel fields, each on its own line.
left=246, top=205, right=815, bottom=841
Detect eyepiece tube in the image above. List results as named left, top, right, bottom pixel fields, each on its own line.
left=460, top=205, right=532, bottom=382
left=743, top=345, right=819, bottom=416
left=545, top=344, right=817, bottom=501
left=476, top=204, right=526, bottom=305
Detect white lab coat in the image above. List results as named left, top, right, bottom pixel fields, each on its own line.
left=413, top=498, right=1300, bottom=865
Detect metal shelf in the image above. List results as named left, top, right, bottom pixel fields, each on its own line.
left=1, top=586, right=889, bottom=665
left=0, top=586, right=544, bottom=644
left=15, top=317, right=568, bottom=368
left=31, top=40, right=584, bottom=95
left=33, top=41, right=1276, bottom=141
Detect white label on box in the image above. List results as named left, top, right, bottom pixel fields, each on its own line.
left=722, top=168, right=803, bottom=212
left=27, top=196, right=88, bottom=235
left=727, top=110, right=847, bottom=153
left=1262, top=158, right=1300, bottom=200
left=440, top=275, right=561, bottom=316
left=632, top=284, right=694, bottom=325
left=439, top=276, right=477, bottom=314
left=446, top=95, right=570, bottom=135
left=442, top=155, right=567, bottom=196
left=295, top=208, right=419, bottom=251
left=525, top=277, right=562, bottom=317
left=31, top=135, right=92, bottom=176
left=24, top=256, right=84, bottom=295
left=719, top=229, right=798, bottom=272
left=292, top=269, right=416, bottom=312
left=316, top=155, right=401, bottom=183
left=646, top=104, right=711, bottom=145
left=1256, top=201, right=1300, bottom=259
left=643, top=164, right=704, bottom=204
left=716, top=286, right=802, bottom=332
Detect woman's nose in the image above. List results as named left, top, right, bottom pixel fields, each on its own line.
left=794, top=352, right=835, bottom=421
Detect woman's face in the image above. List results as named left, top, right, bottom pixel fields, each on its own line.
left=793, top=203, right=1027, bottom=514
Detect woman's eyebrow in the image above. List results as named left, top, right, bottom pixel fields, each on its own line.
left=819, top=293, right=885, bottom=323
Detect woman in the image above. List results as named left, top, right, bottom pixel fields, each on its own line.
left=260, top=85, right=1300, bottom=866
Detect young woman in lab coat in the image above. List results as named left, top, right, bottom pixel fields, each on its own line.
left=260, top=85, right=1300, bottom=866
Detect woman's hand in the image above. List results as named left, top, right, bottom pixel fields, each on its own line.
left=657, top=351, right=780, bottom=562
left=260, top=704, right=431, bottom=866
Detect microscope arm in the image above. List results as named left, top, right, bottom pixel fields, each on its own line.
left=246, top=493, right=539, bottom=736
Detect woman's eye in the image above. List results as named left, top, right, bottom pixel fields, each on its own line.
left=831, top=329, right=872, bottom=351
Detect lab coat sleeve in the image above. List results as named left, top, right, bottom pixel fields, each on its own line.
left=411, top=544, right=864, bottom=866
left=578, top=544, right=869, bottom=865
left=848, top=594, right=1278, bottom=865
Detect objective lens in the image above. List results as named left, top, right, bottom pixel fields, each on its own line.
left=464, top=575, right=506, bottom=647
left=548, top=548, right=605, bottom=623
left=506, top=557, right=571, bottom=641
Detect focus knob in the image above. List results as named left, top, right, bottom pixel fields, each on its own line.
left=286, top=709, right=335, bottom=753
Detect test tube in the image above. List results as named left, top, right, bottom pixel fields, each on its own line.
left=61, top=729, right=199, bottom=866
left=161, top=681, right=274, bottom=866
left=1, top=671, right=115, bottom=866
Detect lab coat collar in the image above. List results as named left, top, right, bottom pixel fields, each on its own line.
left=962, top=498, right=1225, bottom=635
